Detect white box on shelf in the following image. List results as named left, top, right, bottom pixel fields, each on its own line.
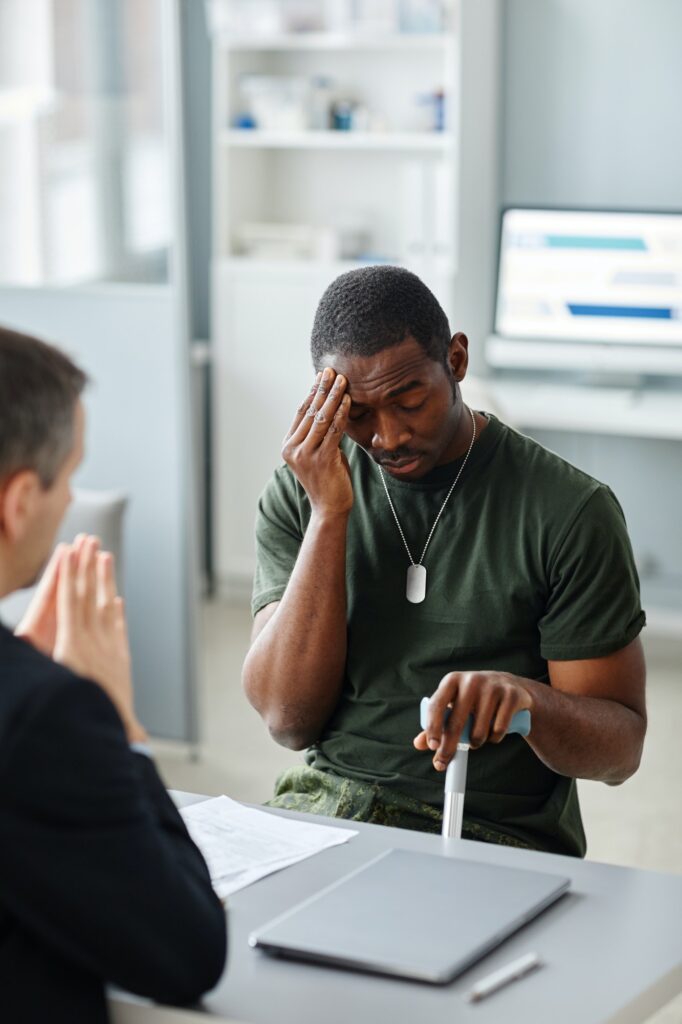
left=236, top=222, right=341, bottom=261
left=206, top=0, right=283, bottom=36
left=353, top=0, right=401, bottom=34
left=238, top=74, right=311, bottom=131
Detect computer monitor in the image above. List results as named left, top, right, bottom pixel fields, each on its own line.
left=488, top=207, right=682, bottom=376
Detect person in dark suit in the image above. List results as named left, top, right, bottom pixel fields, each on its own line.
left=0, top=327, right=227, bottom=1023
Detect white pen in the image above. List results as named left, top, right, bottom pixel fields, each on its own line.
left=466, top=952, right=543, bottom=1003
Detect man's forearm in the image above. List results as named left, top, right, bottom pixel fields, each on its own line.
left=243, top=511, right=349, bottom=748
left=520, top=678, right=646, bottom=784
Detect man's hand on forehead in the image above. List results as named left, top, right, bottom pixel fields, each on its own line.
left=299, top=367, right=348, bottom=429
left=280, top=367, right=354, bottom=517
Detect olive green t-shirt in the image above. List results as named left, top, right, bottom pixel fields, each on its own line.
left=252, top=414, right=645, bottom=857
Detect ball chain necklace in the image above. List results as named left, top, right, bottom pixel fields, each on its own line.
left=378, top=406, right=477, bottom=604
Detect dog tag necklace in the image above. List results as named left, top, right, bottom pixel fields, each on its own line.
left=378, top=407, right=476, bottom=604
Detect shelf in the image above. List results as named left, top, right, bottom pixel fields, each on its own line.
left=217, top=33, right=456, bottom=52
left=222, top=129, right=452, bottom=152
left=216, top=256, right=372, bottom=276
left=216, top=256, right=456, bottom=279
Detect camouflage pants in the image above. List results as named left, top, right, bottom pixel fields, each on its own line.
left=266, top=765, right=534, bottom=850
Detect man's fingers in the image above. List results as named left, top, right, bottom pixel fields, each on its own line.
left=413, top=730, right=430, bottom=751
left=56, top=546, right=79, bottom=638
left=429, top=674, right=483, bottom=769
left=114, top=596, right=131, bottom=650
left=14, top=542, right=69, bottom=650
left=320, top=391, right=351, bottom=444
left=72, top=533, right=88, bottom=559
left=425, top=674, right=460, bottom=751
left=490, top=691, right=518, bottom=743
left=96, top=552, right=117, bottom=618
left=77, top=536, right=100, bottom=627
left=417, top=673, right=532, bottom=772
left=23, top=542, right=67, bottom=615
left=434, top=702, right=472, bottom=769
left=286, top=368, right=340, bottom=447
left=75, top=535, right=97, bottom=585
left=38, top=542, right=67, bottom=593
left=468, top=690, right=502, bottom=749
left=284, top=371, right=322, bottom=442
left=306, top=374, right=348, bottom=445
left=116, top=596, right=127, bottom=626
left=294, top=368, right=333, bottom=439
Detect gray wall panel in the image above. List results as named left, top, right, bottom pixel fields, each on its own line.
left=500, top=1, right=682, bottom=620
left=0, top=285, right=197, bottom=740
left=502, top=0, right=682, bottom=208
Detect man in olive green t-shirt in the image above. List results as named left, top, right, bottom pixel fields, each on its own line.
left=242, top=266, right=646, bottom=857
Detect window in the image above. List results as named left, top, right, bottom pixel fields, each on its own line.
left=0, top=0, right=170, bottom=286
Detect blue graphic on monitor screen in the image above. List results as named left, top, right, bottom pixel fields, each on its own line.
left=567, top=304, right=674, bottom=320
left=546, top=235, right=647, bottom=251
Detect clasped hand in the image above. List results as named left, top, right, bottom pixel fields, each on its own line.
left=16, top=534, right=146, bottom=743
left=414, top=671, right=533, bottom=771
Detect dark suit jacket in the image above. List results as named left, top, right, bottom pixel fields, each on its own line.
left=0, top=624, right=227, bottom=1023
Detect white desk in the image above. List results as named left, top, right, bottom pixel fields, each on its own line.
left=487, top=379, right=682, bottom=441
left=111, top=792, right=682, bottom=1024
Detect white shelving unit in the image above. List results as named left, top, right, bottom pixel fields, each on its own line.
left=222, top=129, right=454, bottom=150
left=223, top=33, right=453, bottom=52
left=208, top=0, right=501, bottom=588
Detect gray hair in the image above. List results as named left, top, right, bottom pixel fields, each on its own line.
left=0, top=326, right=88, bottom=487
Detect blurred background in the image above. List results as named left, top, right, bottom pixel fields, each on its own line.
left=0, top=0, right=680, bottom=942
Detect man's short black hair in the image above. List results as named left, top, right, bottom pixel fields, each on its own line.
left=0, top=326, right=87, bottom=487
left=310, top=265, right=452, bottom=370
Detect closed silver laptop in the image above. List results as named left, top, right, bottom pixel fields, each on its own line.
left=249, top=848, right=570, bottom=984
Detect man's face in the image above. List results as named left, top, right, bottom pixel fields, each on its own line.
left=15, top=401, right=85, bottom=589
left=322, top=335, right=468, bottom=481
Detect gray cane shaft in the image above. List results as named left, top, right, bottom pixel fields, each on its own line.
left=445, top=745, right=469, bottom=793
left=442, top=792, right=466, bottom=838
left=441, top=746, right=469, bottom=839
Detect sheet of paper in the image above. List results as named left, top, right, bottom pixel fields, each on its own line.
left=180, top=795, right=357, bottom=898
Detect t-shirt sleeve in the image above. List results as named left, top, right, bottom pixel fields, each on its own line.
left=251, top=465, right=305, bottom=617
left=538, top=484, right=646, bottom=660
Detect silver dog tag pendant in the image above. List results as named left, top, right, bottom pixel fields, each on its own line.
left=406, top=564, right=427, bottom=603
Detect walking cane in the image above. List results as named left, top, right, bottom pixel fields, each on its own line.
left=419, top=698, right=532, bottom=839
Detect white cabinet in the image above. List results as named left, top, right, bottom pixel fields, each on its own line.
left=208, top=0, right=500, bottom=589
